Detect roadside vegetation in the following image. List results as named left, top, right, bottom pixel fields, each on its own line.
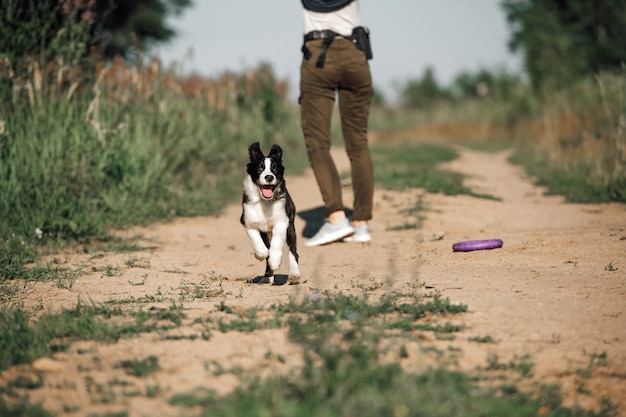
left=1, top=283, right=619, bottom=416
left=0, top=0, right=624, bottom=415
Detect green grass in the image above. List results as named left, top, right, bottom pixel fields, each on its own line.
left=172, top=368, right=615, bottom=417
left=116, top=355, right=160, bottom=377
left=371, top=142, right=498, bottom=199
left=0, top=68, right=306, bottom=281
left=0, top=301, right=184, bottom=371
left=167, top=291, right=616, bottom=417
left=0, top=288, right=618, bottom=416
left=0, top=397, right=54, bottom=417
left=509, top=147, right=626, bottom=203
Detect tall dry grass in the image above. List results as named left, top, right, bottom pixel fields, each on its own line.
left=369, top=70, right=625, bottom=202
left=0, top=52, right=304, bottom=279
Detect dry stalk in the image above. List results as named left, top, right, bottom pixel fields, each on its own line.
left=596, top=73, right=626, bottom=182
left=85, top=69, right=105, bottom=144
left=31, top=61, right=42, bottom=99
left=25, top=80, right=35, bottom=109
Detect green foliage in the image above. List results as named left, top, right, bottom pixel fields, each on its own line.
left=98, top=0, right=193, bottom=58
left=0, top=1, right=60, bottom=65
left=400, top=67, right=453, bottom=109
left=502, top=0, right=626, bottom=90
left=167, top=292, right=614, bottom=417
left=1, top=284, right=619, bottom=416
left=371, top=84, right=386, bottom=106
left=0, top=0, right=193, bottom=64
left=188, top=368, right=549, bottom=417
left=451, top=67, right=523, bottom=101
left=0, top=301, right=185, bottom=371
left=372, top=142, right=497, bottom=199
left=375, top=67, right=625, bottom=204
left=0, top=396, right=54, bottom=417
left=397, top=65, right=525, bottom=110
left=116, top=355, right=160, bottom=377
left=509, top=145, right=625, bottom=203
left=0, top=96, right=287, bottom=273
left=0, top=55, right=304, bottom=279
left=0, top=307, right=49, bottom=370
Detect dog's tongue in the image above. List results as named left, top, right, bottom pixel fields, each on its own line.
left=261, top=185, right=274, bottom=199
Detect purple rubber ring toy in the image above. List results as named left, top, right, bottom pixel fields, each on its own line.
left=452, top=239, right=503, bottom=252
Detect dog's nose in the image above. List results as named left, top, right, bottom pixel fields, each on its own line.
left=265, top=175, right=274, bottom=183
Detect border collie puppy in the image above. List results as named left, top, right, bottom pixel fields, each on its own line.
left=240, top=142, right=300, bottom=284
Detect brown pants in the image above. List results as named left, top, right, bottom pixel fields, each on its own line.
left=299, top=37, right=374, bottom=221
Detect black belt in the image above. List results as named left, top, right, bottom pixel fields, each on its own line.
left=302, top=30, right=343, bottom=68
left=304, top=29, right=341, bottom=42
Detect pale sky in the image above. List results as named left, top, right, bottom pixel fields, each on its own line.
left=156, top=1, right=522, bottom=103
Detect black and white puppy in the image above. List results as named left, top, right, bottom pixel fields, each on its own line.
left=240, top=142, right=300, bottom=284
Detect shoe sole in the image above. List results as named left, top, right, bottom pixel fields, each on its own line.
left=304, top=227, right=354, bottom=247
left=343, top=234, right=372, bottom=243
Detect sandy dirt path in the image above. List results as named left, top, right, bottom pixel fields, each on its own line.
left=2, top=146, right=625, bottom=416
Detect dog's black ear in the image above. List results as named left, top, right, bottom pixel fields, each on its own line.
left=269, top=144, right=283, bottom=161
left=248, top=142, right=263, bottom=161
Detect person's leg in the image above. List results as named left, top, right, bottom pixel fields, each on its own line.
left=300, top=41, right=356, bottom=247
left=300, top=42, right=344, bottom=218
left=337, top=43, right=374, bottom=224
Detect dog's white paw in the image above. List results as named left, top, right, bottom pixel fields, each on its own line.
left=254, top=248, right=269, bottom=261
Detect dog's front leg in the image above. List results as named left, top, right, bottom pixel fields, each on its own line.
left=268, top=222, right=288, bottom=271
left=245, top=228, right=270, bottom=261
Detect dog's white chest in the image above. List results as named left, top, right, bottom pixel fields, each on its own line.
left=243, top=200, right=287, bottom=232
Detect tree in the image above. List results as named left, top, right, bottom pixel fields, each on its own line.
left=0, top=0, right=192, bottom=66
left=451, top=67, right=522, bottom=100
left=95, top=0, right=192, bottom=58
left=502, top=0, right=626, bottom=90
left=400, top=67, right=452, bottom=109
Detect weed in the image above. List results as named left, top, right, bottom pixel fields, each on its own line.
left=84, top=375, right=116, bottom=404
left=93, top=264, right=122, bottom=278
left=576, top=351, right=610, bottom=394
left=0, top=282, right=20, bottom=302
left=145, top=384, right=163, bottom=398
left=168, top=291, right=609, bottom=417
left=124, top=257, right=151, bottom=269
left=0, top=396, right=54, bottom=417
left=604, top=261, right=618, bottom=272
left=56, top=268, right=82, bottom=289
left=6, top=373, right=45, bottom=390
left=162, top=267, right=189, bottom=275
left=0, top=301, right=185, bottom=371
left=486, top=353, right=535, bottom=377
left=349, top=278, right=384, bottom=292
left=469, top=335, right=498, bottom=344
left=128, top=276, right=147, bottom=286
left=163, top=334, right=198, bottom=341
left=388, top=222, right=420, bottom=231
left=88, top=412, right=129, bottom=417
left=116, top=355, right=160, bottom=377
left=170, top=389, right=216, bottom=408
left=509, top=354, right=535, bottom=377
left=176, top=279, right=224, bottom=302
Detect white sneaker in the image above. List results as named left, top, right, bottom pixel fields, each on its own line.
left=305, top=218, right=354, bottom=247
left=343, top=224, right=371, bottom=243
